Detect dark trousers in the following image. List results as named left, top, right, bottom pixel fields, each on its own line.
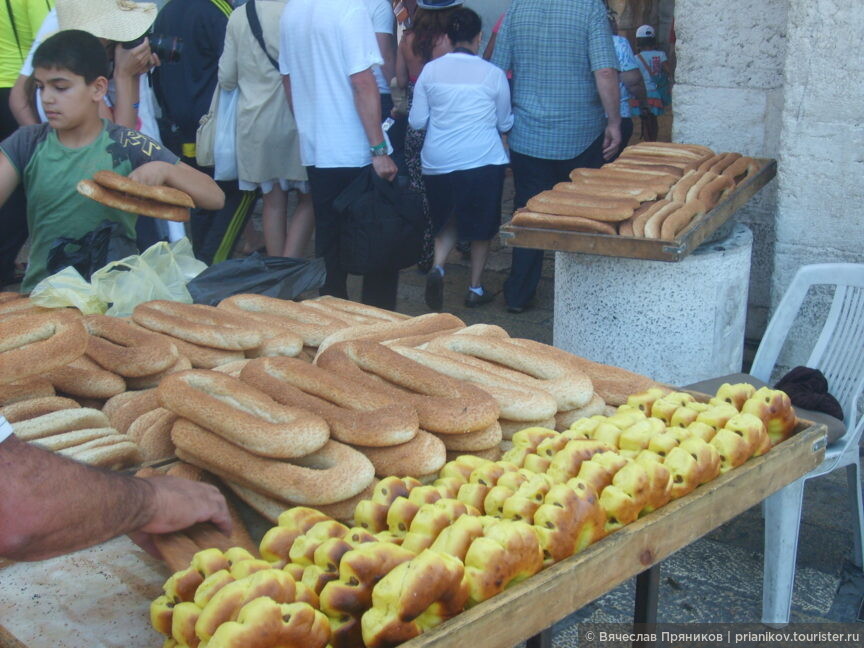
left=306, top=165, right=399, bottom=311
left=0, top=86, right=27, bottom=287
left=504, top=133, right=606, bottom=309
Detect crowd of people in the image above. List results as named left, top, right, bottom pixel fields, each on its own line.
left=0, top=0, right=673, bottom=561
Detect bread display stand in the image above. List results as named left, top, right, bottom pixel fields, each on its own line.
left=502, top=159, right=777, bottom=388
left=0, top=420, right=826, bottom=648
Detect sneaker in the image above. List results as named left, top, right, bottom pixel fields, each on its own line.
left=425, top=267, right=444, bottom=311
left=464, top=286, right=494, bottom=307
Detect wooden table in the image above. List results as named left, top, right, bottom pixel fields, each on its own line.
left=0, top=422, right=825, bottom=648
left=399, top=421, right=825, bottom=648
left=499, top=158, right=777, bottom=262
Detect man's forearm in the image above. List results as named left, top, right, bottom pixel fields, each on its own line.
left=351, top=69, right=385, bottom=147
left=594, top=67, right=622, bottom=126
left=0, top=436, right=155, bottom=561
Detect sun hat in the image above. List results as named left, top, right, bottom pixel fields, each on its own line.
left=636, top=24, right=656, bottom=39
left=417, top=0, right=464, bottom=10
left=56, top=0, right=157, bottom=42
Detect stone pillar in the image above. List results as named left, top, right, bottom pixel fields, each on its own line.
left=672, top=0, right=788, bottom=342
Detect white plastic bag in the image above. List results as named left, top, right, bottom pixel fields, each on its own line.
left=29, top=266, right=107, bottom=314
left=213, top=87, right=239, bottom=181
left=90, top=238, right=208, bottom=317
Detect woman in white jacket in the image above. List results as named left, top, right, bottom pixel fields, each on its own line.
left=409, top=7, right=512, bottom=311
left=218, top=0, right=313, bottom=257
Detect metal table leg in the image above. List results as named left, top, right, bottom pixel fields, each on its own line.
left=633, top=564, right=660, bottom=648
left=526, top=628, right=553, bottom=648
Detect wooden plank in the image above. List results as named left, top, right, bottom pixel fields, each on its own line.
left=0, top=626, right=27, bottom=648
left=401, top=422, right=825, bottom=648
left=500, top=158, right=777, bottom=262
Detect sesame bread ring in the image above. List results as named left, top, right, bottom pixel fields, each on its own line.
left=92, top=169, right=194, bottom=208
left=0, top=310, right=88, bottom=385
left=0, top=396, right=80, bottom=423
left=103, top=388, right=160, bottom=434
left=125, top=354, right=193, bottom=390
left=172, top=419, right=375, bottom=505
left=12, top=407, right=111, bottom=441
left=0, top=378, right=55, bottom=405
left=425, top=335, right=594, bottom=411
left=391, top=346, right=558, bottom=422
left=218, top=294, right=349, bottom=347
left=31, top=426, right=116, bottom=451
left=46, top=354, right=126, bottom=399
left=0, top=298, right=50, bottom=320
left=125, top=319, right=245, bottom=368
left=315, top=312, right=465, bottom=358
left=84, top=314, right=179, bottom=377
left=158, top=369, right=330, bottom=459
left=133, top=300, right=264, bottom=351
left=240, top=357, right=419, bottom=447
left=316, top=340, right=499, bottom=435
left=434, top=422, right=502, bottom=452
left=308, top=296, right=410, bottom=323
left=355, top=430, right=447, bottom=478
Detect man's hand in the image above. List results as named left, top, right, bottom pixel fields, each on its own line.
left=114, top=39, right=157, bottom=79
left=372, top=155, right=398, bottom=181
left=130, top=475, right=231, bottom=558
left=129, top=161, right=173, bottom=186
left=602, top=123, right=622, bottom=161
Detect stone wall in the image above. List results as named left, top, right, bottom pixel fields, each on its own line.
left=673, top=0, right=789, bottom=343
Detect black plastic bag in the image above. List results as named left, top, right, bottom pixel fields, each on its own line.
left=333, top=167, right=424, bottom=274
left=46, top=219, right=138, bottom=280
left=187, top=252, right=326, bottom=305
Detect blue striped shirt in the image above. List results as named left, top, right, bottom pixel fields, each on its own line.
left=492, top=0, right=618, bottom=160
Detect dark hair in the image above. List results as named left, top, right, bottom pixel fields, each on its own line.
left=32, top=29, right=110, bottom=83
left=446, top=7, right=481, bottom=44
left=411, top=7, right=457, bottom=61
left=636, top=36, right=658, bottom=49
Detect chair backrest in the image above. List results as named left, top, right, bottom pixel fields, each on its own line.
left=750, top=263, right=864, bottom=431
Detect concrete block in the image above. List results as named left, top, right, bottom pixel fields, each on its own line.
left=553, top=224, right=753, bottom=387
left=672, top=85, right=770, bottom=155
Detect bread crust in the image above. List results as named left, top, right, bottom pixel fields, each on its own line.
left=660, top=200, right=707, bottom=241
left=46, top=354, right=126, bottom=399
left=158, top=369, right=330, bottom=459
left=84, top=314, right=179, bottom=377
left=133, top=300, right=264, bottom=351
left=77, top=179, right=190, bottom=221
left=0, top=396, right=79, bottom=423
left=510, top=210, right=618, bottom=234
left=92, top=169, right=194, bottom=207
left=356, top=430, right=447, bottom=477
left=0, top=310, right=88, bottom=385
left=526, top=190, right=637, bottom=221
left=173, top=419, right=375, bottom=505
left=240, top=356, right=419, bottom=447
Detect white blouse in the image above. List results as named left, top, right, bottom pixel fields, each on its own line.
left=409, top=52, right=513, bottom=175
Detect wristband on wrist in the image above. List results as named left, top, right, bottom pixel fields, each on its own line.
left=370, top=141, right=387, bottom=152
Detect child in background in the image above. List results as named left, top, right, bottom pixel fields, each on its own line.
left=0, top=29, right=223, bottom=292
left=633, top=24, right=672, bottom=142
left=409, top=7, right=512, bottom=310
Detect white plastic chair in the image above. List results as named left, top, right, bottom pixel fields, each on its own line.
left=751, top=263, right=864, bottom=626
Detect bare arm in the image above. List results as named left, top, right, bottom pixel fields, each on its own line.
left=350, top=68, right=396, bottom=181
left=0, top=435, right=230, bottom=561
left=129, top=160, right=225, bottom=210
left=376, top=32, right=396, bottom=89
left=621, top=68, right=648, bottom=108
left=594, top=67, right=622, bottom=160
left=111, top=41, right=157, bottom=130
left=395, top=37, right=409, bottom=89
left=0, top=154, right=21, bottom=209
left=9, top=74, right=38, bottom=126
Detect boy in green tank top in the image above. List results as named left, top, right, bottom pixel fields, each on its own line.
left=0, top=29, right=224, bottom=292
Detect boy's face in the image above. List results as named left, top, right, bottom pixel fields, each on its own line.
left=33, top=66, right=107, bottom=131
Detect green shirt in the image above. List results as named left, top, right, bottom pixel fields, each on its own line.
left=1, top=120, right=178, bottom=292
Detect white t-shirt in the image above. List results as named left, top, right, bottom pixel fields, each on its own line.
left=613, top=35, right=638, bottom=118
left=279, top=0, right=383, bottom=168
left=408, top=52, right=512, bottom=175
left=0, top=416, right=13, bottom=444
left=362, top=0, right=395, bottom=95
left=21, top=10, right=162, bottom=145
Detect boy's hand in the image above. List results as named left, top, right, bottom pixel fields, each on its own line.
left=114, top=39, right=157, bottom=78
left=129, top=161, right=173, bottom=187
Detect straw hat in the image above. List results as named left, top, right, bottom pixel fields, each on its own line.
left=56, top=0, right=157, bottom=42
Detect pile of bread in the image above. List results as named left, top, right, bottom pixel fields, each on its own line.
left=149, top=382, right=796, bottom=648
left=511, top=142, right=760, bottom=240
left=0, top=291, right=666, bottom=491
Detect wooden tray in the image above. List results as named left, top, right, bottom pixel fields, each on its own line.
left=400, top=420, right=825, bottom=648
left=499, top=158, right=777, bottom=262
